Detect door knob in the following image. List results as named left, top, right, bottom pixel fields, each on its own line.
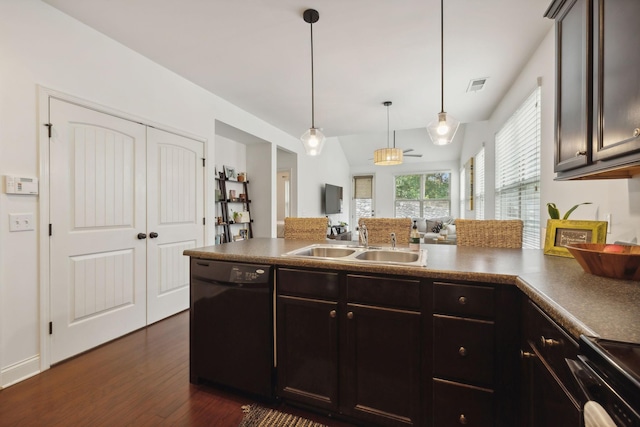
left=149, top=232, right=159, bottom=238
left=137, top=233, right=147, bottom=239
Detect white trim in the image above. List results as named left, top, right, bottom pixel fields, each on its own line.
left=1, top=356, right=41, bottom=389
left=37, top=85, right=209, bottom=371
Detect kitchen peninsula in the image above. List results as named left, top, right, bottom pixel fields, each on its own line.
left=185, top=238, right=640, bottom=427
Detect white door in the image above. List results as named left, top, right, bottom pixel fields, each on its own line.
left=146, top=127, right=203, bottom=324
left=49, top=99, right=147, bottom=364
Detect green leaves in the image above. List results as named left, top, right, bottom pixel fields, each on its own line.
left=546, top=202, right=592, bottom=220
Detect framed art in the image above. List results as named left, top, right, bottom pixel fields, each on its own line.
left=224, top=165, right=237, bottom=181
left=544, top=219, right=608, bottom=257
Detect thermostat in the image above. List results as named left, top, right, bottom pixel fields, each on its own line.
left=5, top=175, right=39, bottom=195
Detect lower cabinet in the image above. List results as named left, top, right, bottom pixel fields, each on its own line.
left=520, top=299, right=582, bottom=426
left=431, top=280, right=520, bottom=427
left=276, top=268, right=422, bottom=427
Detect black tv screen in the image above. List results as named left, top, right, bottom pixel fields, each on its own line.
left=324, top=184, right=343, bottom=214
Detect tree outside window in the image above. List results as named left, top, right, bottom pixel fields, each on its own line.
left=394, top=172, right=450, bottom=218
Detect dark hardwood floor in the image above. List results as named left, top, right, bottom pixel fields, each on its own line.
left=0, top=311, right=355, bottom=427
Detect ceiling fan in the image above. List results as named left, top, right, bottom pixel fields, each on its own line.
left=369, top=132, right=423, bottom=161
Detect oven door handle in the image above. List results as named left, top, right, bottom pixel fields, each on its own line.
left=566, top=357, right=602, bottom=402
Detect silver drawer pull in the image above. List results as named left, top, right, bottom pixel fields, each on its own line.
left=459, top=414, right=468, bottom=424
left=458, top=296, right=467, bottom=305
left=634, top=128, right=640, bottom=138
left=329, top=310, right=337, bottom=318
left=540, top=336, right=560, bottom=348
left=458, top=346, right=468, bottom=357
left=576, top=150, right=587, bottom=156
left=520, top=350, right=536, bottom=359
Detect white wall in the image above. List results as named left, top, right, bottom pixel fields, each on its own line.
left=0, top=0, right=311, bottom=387
left=460, top=27, right=640, bottom=245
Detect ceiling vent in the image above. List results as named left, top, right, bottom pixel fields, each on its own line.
left=467, top=78, right=488, bottom=93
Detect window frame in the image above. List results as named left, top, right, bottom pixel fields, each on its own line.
left=393, top=171, right=451, bottom=218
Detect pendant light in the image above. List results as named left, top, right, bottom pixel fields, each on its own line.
left=374, top=101, right=403, bottom=165
left=427, top=0, right=459, bottom=146
left=300, top=9, right=325, bottom=156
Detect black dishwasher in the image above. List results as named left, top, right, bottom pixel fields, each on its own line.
left=190, top=258, right=274, bottom=399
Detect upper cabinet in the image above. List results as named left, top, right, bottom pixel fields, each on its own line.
left=546, top=0, right=640, bottom=179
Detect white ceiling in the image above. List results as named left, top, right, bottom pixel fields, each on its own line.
left=42, top=0, right=554, bottom=167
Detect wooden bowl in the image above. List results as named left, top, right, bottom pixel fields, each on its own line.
left=565, top=243, right=640, bottom=281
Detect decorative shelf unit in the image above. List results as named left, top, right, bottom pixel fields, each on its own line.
left=215, top=174, right=253, bottom=243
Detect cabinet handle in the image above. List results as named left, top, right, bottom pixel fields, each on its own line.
left=458, top=346, right=468, bottom=357
left=347, top=311, right=354, bottom=320
left=575, top=150, right=587, bottom=156
left=540, top=336, right=560, bottom=348
left=634, top=128, right=640, bottom=138
left=149, top=232, right=159, bottom=239
left=520, top=350, right=537, bottom=359
left=459, top=414, right=468, bottom=425
left=137, top=233, right=147, bottom=239
left=329, top=310, right=337, bottom=318
left=458, top=296, right=467, bottom=305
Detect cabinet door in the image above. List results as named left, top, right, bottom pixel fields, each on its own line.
left=521, top=345, right=582, bottom=427
left=554, top=0, right=592, bottom=172
left=276, top=295, right=339, bottom=411
left=592, top=0, right=640, bottom=161
left=343, top=303, right=421, bottom=427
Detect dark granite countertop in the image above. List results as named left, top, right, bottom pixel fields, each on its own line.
left=184, top=238, right=640, bottom=344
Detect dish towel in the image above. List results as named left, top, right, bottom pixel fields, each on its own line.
left=584, top=401, right=617, bottom=427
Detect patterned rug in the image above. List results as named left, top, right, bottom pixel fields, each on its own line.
left=239, top=404, right=328, bottom=427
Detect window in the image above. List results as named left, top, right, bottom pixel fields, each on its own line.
left=495, top=86, right=541, bottom=249
left=353, top=175, right=374, bottom=219
left=475, top=147, right=485, bottom=219
left=394, top=172, right=450, bottom=218
left=459, top=166, right=465, bottom=219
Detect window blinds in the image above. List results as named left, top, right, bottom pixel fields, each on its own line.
left=475, top=147, right=485, bottom=220
left=495, top=87, right=541, bottom=249
left=354, top=175, right=373, bottom=199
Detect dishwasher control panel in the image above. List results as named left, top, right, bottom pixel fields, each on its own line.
left=229, top=265, right=269, bottom=283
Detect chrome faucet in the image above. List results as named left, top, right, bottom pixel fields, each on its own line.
left=360, top=224, right=368, bottom=248
left=390, top=232, right=396, bottom=249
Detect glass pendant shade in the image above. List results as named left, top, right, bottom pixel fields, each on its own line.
left=428, top=111, right=459, bottom=145
left=300, top=127, right=326, bottom=156
left=373, top=147, right=403, bottom=165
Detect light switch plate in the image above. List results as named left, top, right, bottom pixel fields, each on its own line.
left=9, top=213, right=35, bottom=231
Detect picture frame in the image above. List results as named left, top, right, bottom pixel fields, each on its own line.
left=239, top=229, right=248, bottom=239
left=544, top=219, right=608, bottom=257
left=223, top=165, right=237, bottom=181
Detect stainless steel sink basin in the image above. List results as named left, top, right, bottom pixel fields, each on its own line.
left=292, top=247, right=356, bottom=258
left=355, top=250, right=420, bottom=263
left=283, top=244, right=426, bottom=267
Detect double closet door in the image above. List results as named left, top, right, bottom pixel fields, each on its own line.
left=48, top=98, right=204, bottom=364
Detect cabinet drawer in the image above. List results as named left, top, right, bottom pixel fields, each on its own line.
left=433, top=315, right=494, bottom=385
left=433, top=282, right=494, bottom=318
left=277, top=268, right=339, bottom=300
left=433, top=379, right=494, bottom=427
left=347, top=274, right=420, bottom=309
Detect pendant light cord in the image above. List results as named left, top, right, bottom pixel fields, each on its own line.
left=440, top=0, right=444, bottom=114
left=310, top=20, right=316, bottom=129
left=387, top=103, right=390, bottom=148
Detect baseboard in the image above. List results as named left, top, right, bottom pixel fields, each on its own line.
left=1, top=355, right=41, bottom=388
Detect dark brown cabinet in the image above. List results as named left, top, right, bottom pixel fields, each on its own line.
left=431, top=281, right=520, bottom=427
left=547, top=0, right=640, bottom=179
left=520, top=299, right=582, bottom=426
left=276, top=268, right=422, bottom=427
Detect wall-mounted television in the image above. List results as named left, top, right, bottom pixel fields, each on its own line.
left=324, top=183, right=343, bottom=214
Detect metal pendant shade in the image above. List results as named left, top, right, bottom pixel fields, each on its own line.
left=374, top=101, right=403, bottom=165
left=300, top=9, right=326, bottom=156
left=428, top=0, right=459, bottom=146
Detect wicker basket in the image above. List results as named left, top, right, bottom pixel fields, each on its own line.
left=456, top=219, right=523, bottom=248
left=283, top=217, right=328, bottom=241
left=357, top=218, right=412, bottom=245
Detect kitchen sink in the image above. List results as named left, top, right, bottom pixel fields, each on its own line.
left=283, top=244, right=426, bottom=267
left=355, top=250, right=420, bottom=263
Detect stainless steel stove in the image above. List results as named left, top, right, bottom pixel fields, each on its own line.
left=568, top=336, right=640, bottom=426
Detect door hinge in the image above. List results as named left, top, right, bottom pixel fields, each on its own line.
left=203, top=217, right=206, bottom=225
left=49, top=322, right=53, bottom=335
left=44, top=123, right=52, bottom=138
left=49, top=224, right=52, bottom=236
left=202, top=158, right=206, bottom=167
